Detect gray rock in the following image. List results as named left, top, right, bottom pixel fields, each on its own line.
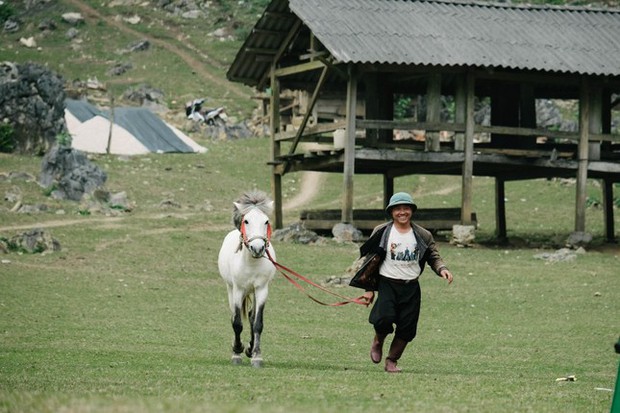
left=566, top=231, right=592, bottom=248
left=533, top=248, right=577, bottom=263
left=451, top=224, right=476, bottom=247
left=61, top=12, right=84, bottom=25
left=108, top=62, right=133, bottom=76
left=38, top=19, right=57, bottom=31
left=66, top=28, right=79, bottom=39
left=272, top=222, right=319, bottom=244
left=126, top=40, right=150, bottom=52
left=39, top=145, right=107, bottom=201
left=4, top=19, right=20, bottom=33
left=0, top=62, right=66, bottom=154
left=4, top=228, right=61, bottom=254
left=331, top=222, right=363, bottom=243
left=109, top=191, right=131, bottom=210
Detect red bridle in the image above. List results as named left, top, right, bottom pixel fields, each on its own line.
left=239, top=216, right=272, bottom=251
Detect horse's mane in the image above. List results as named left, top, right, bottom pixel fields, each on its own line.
left=232, top=190, right=273, bottom=230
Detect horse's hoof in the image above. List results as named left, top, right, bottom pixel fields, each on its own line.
left=251, top=358, right=263, bottom=368
left=231, top=354, right=243, bottom=365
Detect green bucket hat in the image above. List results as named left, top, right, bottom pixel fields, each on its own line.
left=385, top=192, right=417, bottom=214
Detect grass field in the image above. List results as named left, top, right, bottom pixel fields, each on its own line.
left=1, top=138, right=619, bottom=412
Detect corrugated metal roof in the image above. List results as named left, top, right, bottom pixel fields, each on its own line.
left=227, top=0, right=620, bottom=87
left=227, top=0, right=296, bottom=88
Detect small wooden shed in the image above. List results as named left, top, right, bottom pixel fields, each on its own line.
left=227, top=0, right=620, bottom=241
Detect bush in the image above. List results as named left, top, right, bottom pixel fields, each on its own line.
left=0, top=124, right=16, bottom=153
left=56, top=131, right=72, bottom=147
left=0, top=2, right=15, bottom=24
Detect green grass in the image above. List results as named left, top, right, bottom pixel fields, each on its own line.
left=1, top=139, right=619, bottom=412
left=0, top=0, right=258, bottom=119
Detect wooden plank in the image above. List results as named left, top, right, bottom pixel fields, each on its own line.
left=258, top=20, right=302, bottom=90
left=495, top=178, right=507, bottom=241
left=300, top=208, right=477, bottom=232
left=284, top=65, right=329, bottom=173
left=302, top=208, right=464, bottom=220
left=454, top=75, right=466, bottom=151
left=274, top=60, right=326, bottom=77
left=602, top=178, right=616, bottom=242
left=274, top=120, right=346, bottom=142
left=575, top=79, right=590, bottom=232
left=476, top=147, right=574, bottom=158
left=270, top=67, right=283, bottom=229
left=244, top=47, right=277, bottom=55
left=426, top=74, right=442, bottom=152
left=356, top=119, right=619, bottom=143
left=342, top=66, right=357, bottom=223
left=357, top=119, right=464, bottom=132
left=383, top=175, right=393, bottom=209
left=461, top=71, right=475, bottom=225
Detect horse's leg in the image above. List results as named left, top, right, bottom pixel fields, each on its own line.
left=245, top=299, right=256, bottom=359
left=231, top=305, right=244, bottom=365
left=249, top=287, right=268, bottom=368
left=229, top=287, right=245, bottom=365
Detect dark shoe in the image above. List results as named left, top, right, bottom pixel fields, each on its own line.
left=370, top=333, right=387, bottom=364
left=384, top=337, right=408, bottom=373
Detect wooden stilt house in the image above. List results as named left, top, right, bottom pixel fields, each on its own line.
left=227, top=0, right=620, bottom=241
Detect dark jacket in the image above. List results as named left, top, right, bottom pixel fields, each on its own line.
left=359, top=221, right=448, bottom=277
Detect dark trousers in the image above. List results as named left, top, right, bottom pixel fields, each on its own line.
left=369, top=276, right=421, bottom=342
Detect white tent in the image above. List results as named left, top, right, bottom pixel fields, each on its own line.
left=65, top=99, right=207, bottom=155
left=71, top=115, right=151, bottom=155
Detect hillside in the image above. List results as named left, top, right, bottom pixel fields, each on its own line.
left=0, top=0, right=271, bottom=125
left=1, top=0, right=619, bottom=129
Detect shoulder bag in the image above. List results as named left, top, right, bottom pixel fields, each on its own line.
left=349, top=252, right=381, bottom=291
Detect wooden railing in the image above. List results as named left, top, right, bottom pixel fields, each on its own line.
left=273, top=119, right=620, bottom=145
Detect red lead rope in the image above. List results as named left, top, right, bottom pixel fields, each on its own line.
left=265, top=249, right=371, bottom=307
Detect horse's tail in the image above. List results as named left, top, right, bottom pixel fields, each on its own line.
left=241, top=293, right=254, bottom=322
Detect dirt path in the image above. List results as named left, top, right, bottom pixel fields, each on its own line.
left=283, top=172, right=326, bottom=210
left=0, top=214, right=233, bottom=233
left=0, top=217, right=125, bottom=232
left=1, top=168, right=323, bottom=233
left=64, top=0, right=250, bottom=99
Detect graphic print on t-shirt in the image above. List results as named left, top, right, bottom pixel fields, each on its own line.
left=380, top=228, right=422, bottom=280
left=389, top=241, right=419, bottom=262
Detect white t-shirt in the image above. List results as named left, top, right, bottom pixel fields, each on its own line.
left=379, top=227, right=421, bottom=282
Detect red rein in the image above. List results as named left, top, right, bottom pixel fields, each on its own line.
left=265, top=250, right=370, bottom=307
left=240, top=215, right=369, bottom=307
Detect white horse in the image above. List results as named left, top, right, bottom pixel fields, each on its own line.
left=218, top=190, right=276, bottom=367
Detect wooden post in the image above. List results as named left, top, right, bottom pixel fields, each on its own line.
left=106, top=94, right=114, bottom=154
left=602, top=178, right=616, bottom=242
left=383, top=174, right=394, bottom=210
left=454, top=75, right=466, bottom=151
left=365, top=73, right=379, bottom=147
left=461, top=71, right=475, bottom=225
left=588, top=86, right=602, bottom=161
left=269, top=67, right=283, bottom=229
left=495, top=177, right=507, bottom=241
left=575, top=78, right=590, bottom=233
left=364, top=73, right=393, bottom=147
left=342, top=65, right=357, bottom=224
left=426, top=74, right=441, bottom=152
left=519, top=83, right=536, bottom=129
left=601, top=89, right=615, bottom=242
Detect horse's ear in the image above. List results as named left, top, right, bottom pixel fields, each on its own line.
left=233, top=202, right=243, bottom=211
left=266, top=200, right=274, bottom=214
